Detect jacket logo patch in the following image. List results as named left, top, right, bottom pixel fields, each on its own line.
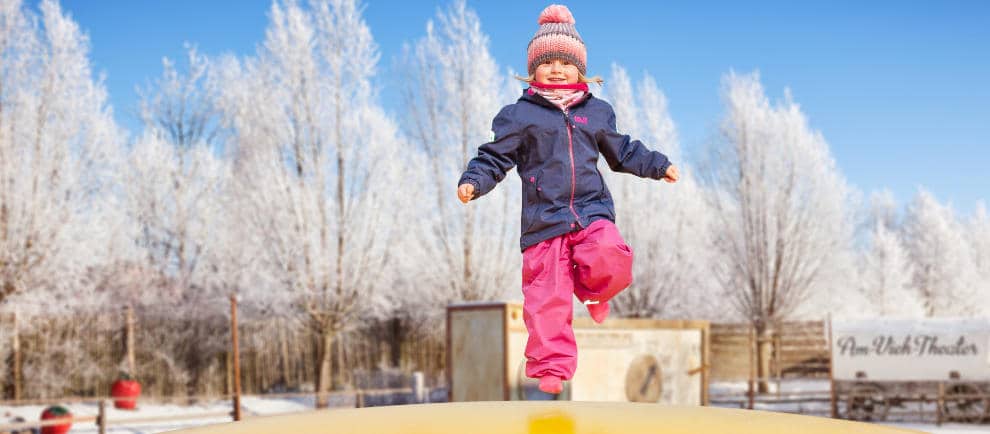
left=574, top=116, right=588, bottom=124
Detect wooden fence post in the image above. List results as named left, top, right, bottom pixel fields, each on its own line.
left=773, top=333, right=781, bottom=399
left=702, top=322, right=710, bottom=406
left=936, top=382, right=944, bottom=426
left=827, top=314, right=837, bottom=419
left=747, top=323, right=755, bottom=410
left=124, top=305, right=136, bottom=375
left=14, top=311, right=24, bottom=399
left=98, top=399, right=107, bottom=434
left=11, top=310, right=21, bottom=401
left=230, top=295, right=242, bottom=422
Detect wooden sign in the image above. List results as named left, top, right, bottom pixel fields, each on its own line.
left=831, top=318, right=990, bottom=381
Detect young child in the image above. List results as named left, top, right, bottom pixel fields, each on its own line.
left=456, top=4, right=679, bottom=395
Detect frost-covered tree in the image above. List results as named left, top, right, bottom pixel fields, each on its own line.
left=600, top=65, right=720, bottom=319
left=130, top=51, right=228, bottom=299
left=867, top=190, right=899, bottom=232
left=854, top=190, right=923, bottom=317
left=397, top=0, right=520, bottom=327
left=0, top=0, right=122, bottom=309
left=214, top=0, right=402, bottom=403
left=859, top=220, right=924, bottom=317
left=968, top=202, right=990, bottom=314
left=701, top=71, right=856, bottom=392
left=123, top=133, right=229, bottom=393
left=123, top=44, right=236, bottom=395
left=138, top=45, right=225, bottom=151
left=0, top=0, right=125, bottom=398
left=902, top=189, right=981, bottom=316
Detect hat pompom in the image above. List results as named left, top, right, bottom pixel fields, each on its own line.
left=537, top=4, right=575, bottom=25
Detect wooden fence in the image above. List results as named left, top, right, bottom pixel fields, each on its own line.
left=6, top=312, right=990, bottom=426
left=710, top=320, right=829, bottom=382
left=4, top=313, right=830, bottom=401
left=1, top=302, right=448, bottom=401
left=708, top=320, right=832, bottom=413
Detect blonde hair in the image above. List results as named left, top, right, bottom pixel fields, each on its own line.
left=516, top=72, right=604, bottom=86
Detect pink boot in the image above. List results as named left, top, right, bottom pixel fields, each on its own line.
left=585, top=300, right=610, bottom=324
left=538, top=375, right=563, bottom=394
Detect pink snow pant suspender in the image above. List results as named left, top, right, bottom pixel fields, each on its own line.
left=520, top=219, right=633, bottom=380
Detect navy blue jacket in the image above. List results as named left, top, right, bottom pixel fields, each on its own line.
left=458, top=88, right=672, bottom=252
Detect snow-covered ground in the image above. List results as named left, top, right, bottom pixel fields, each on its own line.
left=2, top=383, right=987, bottom=434
left=1, top=396, right=316, bottom=433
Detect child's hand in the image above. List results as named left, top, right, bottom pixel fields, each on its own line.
left=457, top=183, right=475, bottom=204
left=663, top=165, right=680, bottom=183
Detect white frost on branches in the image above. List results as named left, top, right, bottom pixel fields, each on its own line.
left=0, top=0, right=123, bottom=315
left=396, top=0, right=522, bottom=330
left=601, top=65, right=720, bottom=319
left=701, top=71, right=857, bottom=325
left=902, top=189, right=982, bottom=316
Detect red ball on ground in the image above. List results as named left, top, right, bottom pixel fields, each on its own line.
left=40, top=405, right=72, bottom=434
left=111, top=377, right=142, bottom=410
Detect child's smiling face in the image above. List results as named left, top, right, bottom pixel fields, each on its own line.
left=534, top=58, right=579, bottom=85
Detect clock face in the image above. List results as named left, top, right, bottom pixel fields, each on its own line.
left=516, top=359, right=568, bottom=400
left=625, top=354, right=663, bottom=402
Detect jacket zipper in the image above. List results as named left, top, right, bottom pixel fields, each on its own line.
left=563, top=112, right=582, bottom=228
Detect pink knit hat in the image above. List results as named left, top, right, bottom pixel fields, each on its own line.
left=527, top=4, right=587, bottom=76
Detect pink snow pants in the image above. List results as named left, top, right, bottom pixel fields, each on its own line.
left=520, top=219, right=633, bottom=380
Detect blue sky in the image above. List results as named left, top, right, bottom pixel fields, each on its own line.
left=54, top=0, right=989, bottom=215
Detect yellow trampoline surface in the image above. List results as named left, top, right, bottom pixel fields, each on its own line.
left=172, top=401, right=925, bottom=434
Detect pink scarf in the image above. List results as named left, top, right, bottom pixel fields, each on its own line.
left=529, top=82, right=589, bottom=112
